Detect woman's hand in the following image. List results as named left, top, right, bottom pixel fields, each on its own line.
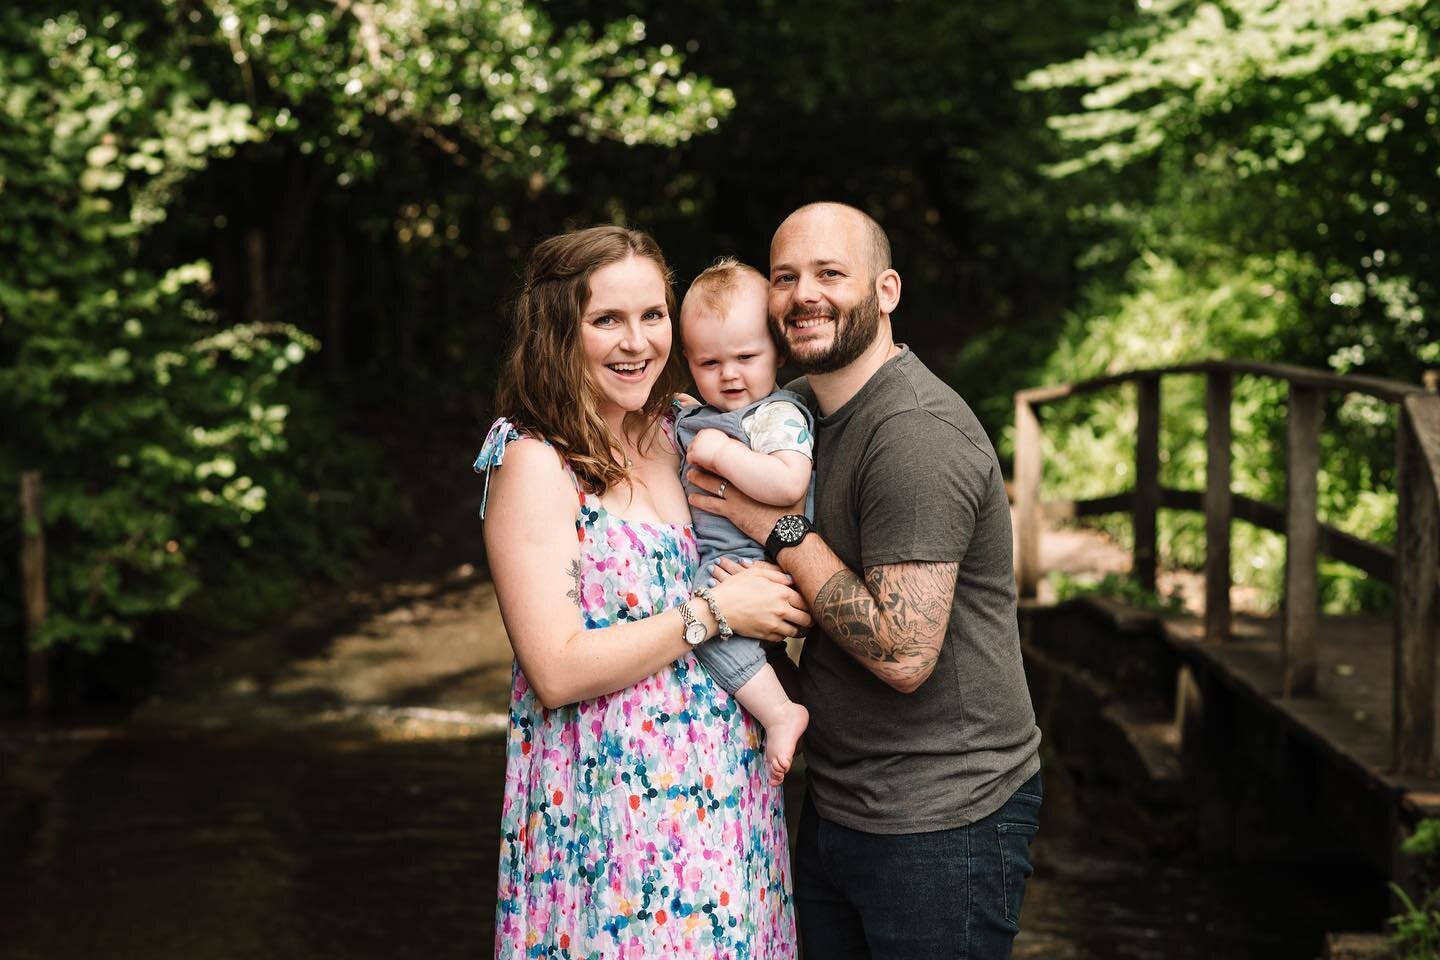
left=707, top=563, right=811, bottom=642
left=710, top=556, right=784, bottom=584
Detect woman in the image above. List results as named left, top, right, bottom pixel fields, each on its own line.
left=476, top=225, right=808, bottom=958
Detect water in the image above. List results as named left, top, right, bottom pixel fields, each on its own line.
left=0, top=730, right=1378, bottom=959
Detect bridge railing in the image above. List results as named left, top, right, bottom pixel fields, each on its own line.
left=1013, top=360, right=1440, bottom=775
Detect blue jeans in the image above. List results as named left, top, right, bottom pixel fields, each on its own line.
left=794, top=771, right=1042, bottom=960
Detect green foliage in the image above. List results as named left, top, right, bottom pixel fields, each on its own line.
left=1052, top=570, right=1187, bottom=614
left=0, top=1, right=732, bottom=665
left=1025, top=0, right=1436, bottom=178
left=0, top=8, right=309, bottom=651
left=186, top=0, right=732, bottom=181
left=1021, top=0, right=1435, bottom=611
left=1390, top=819, right=1440, bottom=960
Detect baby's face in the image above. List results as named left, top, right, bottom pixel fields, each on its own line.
left=682, top=284, right=780, bottom=412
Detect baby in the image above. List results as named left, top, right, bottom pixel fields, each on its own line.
left=675, top=257, right=813, bottom=785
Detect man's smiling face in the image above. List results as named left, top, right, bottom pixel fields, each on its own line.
left=767, top=207, right=883, bottom=375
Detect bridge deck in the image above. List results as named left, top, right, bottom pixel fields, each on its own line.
left=1165, top=613, right=1440, bottom=815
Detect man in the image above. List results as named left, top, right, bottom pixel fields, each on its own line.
left=690, top=202, right=1043, bottom=959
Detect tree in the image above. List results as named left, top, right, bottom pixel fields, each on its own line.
left=0, top=0, right=732, bottom=674
left=1023, top=0, right=1439, bottom=609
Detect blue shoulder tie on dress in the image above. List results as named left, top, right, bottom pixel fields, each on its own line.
left=473, top=417, right=523, bottom=519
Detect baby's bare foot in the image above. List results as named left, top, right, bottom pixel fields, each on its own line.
left=765, top=702, right=809, bottom=786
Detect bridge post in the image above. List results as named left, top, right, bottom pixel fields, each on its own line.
left=1015, top=396, right=1042, bottom=598
left=1134, top=376, right=1161, bottom=593
left=1204, top=371, right=1232, bottom=643
left=1283, top=385, right=1321, bottom=697
left=1393, top=395, right=1439, bottom=775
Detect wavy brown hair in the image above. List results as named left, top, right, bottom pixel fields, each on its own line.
left=494, top=225, right=685, bottom=496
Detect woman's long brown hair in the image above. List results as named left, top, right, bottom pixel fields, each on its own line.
left=493, top=225, right=685, bottom=496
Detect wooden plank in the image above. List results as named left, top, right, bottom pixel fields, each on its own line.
left=1324, top=933, right=1389, bottom=960
left=20, top=471, right=49, bottom=714
left=1205, top=371, right=1232, bottom=643
left=1187, top=489, right=1393, bottom=577
left=1056, top=487, right=1396, bottom=581
left=1164, top=617, right=1398, bottom=776
left=1394, top=413, right=1438, bottom=775
left=1284, top=385, right=1322, bottom=697
left=1222, top=360, right=1422, bottom=404
left=1227, top=493, right=1395, bottom=582
left=1134, top=377, right=1161, bottom=592
left=1042, top=492, right=1133, bottom=520
left=1015, top=359, right=1423, bottom=409
left=1404, top=393, right=1440, bottom=501
left=1014, top=397, right=1042, bottom=598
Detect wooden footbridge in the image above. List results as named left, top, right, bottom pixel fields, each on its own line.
left=1011, top=360, right=1440, bottom=890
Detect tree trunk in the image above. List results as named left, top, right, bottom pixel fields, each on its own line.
left=326, top=230, right=345, bottom=378
left=19, top=471, right=49, bottom=715
left=245, top=227, right=268, bottom=325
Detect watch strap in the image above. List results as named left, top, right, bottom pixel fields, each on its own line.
left=677, top=600, right=707, bottom=646
left=694, top=587, right=732, bottom=640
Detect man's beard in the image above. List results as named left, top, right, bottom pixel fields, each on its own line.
left=779, top=289, right=881, bottom=375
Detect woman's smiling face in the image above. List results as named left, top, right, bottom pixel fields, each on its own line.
left=580, top=254, right=673, bottom=421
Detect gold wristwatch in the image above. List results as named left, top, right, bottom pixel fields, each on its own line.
left=693, top=587, right=732, bottom=640
left=678, top=600, right=708, bottom=646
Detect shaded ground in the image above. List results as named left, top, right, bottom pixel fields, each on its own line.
left=0, top=511, right=1370, bottom=958
left=134, top=564, right=514, bottom=737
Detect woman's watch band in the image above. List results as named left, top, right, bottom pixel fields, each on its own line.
left=693, top=587, right=732, bottom=641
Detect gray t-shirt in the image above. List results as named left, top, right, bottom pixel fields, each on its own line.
left=788, top=347, right=1041, bottom=833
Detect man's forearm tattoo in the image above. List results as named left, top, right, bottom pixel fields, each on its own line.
left=814, top=562, right=959, bottom=682
left=814, top=570, right=889, bottom=661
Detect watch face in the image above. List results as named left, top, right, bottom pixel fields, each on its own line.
left=777, top=516, right=804, bottom=543
left=685, top=621, right=708, bottom=646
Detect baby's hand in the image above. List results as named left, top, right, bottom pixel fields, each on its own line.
left=687, top=428, right=733, bottom=471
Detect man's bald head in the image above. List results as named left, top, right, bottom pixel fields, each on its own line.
left=772, top=202, right=891, bottom=280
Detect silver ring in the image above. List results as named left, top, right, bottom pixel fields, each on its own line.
left=717, top=481, right=727, bottom=499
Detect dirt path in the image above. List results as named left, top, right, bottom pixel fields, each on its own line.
left=132, top=512, right=1225, bottom=739
left=135, top=567, right=513, bottom=736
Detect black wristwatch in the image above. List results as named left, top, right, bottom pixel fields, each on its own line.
left=765, top=514, right=813, bottom=561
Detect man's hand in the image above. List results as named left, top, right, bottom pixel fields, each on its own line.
left=685, top=428, right=735, bottom=472
left=687, top=467, right=802, bottom=544
left=698, top=479, right=957, bottom=695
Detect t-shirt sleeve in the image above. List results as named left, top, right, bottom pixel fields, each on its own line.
left=741, top=400, right=814, bottom=458
left=856, top=409, right=994, bottom=568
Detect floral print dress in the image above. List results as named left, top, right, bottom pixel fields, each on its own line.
left=475, top=419, right=795, bottom=959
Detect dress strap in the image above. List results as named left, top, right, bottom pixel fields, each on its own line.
left=473, top=417, right=580, bottom=518
left=662, top=397, right=695, bottom=450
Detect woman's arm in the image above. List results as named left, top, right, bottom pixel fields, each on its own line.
left=484, top=438, right=810, bottom=708
left=686, top=428, right=811, bottom=506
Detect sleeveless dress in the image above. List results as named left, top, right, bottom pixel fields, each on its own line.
left=475, top=418, right=796, bottom=960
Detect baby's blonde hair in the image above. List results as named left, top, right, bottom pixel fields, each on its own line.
left=680, top=257, right=785, bottom=357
